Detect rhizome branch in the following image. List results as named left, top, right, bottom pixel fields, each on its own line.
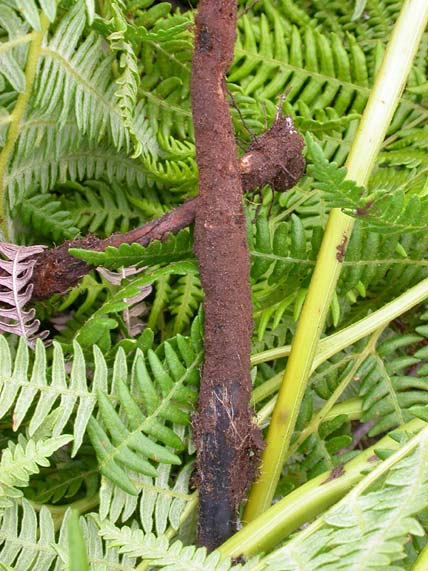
left=30, top=116, right=305, bottom=301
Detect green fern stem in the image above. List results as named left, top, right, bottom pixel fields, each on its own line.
left=219, top=419, right=428, bottom=560
left=0, top=33, right=37, bottom=57
left=244, top=0, right=428, bottom=522
left=251, top=274, right=428, bottom=406
left=0, top=13, right=49, bottom=240
left=412, top=542, right=428, bottom=571
left=30, top=493, right=100, bottom=531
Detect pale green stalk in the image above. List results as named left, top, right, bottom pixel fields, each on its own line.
left=412, top=543, right=428, bottom=571
left=244, top=0, right=428, bottom=522
left=0, top=15, right=49, bottom=240
left=0, top=33, right=36, bottom=56
left=28, top=493, right=99, bottom=531
left=220, top=419, right=428, bottom=558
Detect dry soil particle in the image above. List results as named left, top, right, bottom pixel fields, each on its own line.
left=190, top=0, right=262, bottom=551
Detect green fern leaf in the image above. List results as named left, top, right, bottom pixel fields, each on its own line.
left=69, top=229, right=195, bottom=269
left=170, top=272, right=203, bottom=335
left=88, top=314, right=202, bottom=494
left=0, top=337, right=106, bottom=455
left=33, top=2, right=157, bottom=154
left=264, top=428, right=428, bottom=571
left=0, top=501, right=137, bottom=570
left=0, top=434, right=72, bottom=510
left=307, top=134, right=428, bottom=235
left=98, top=518, right=241, bottom=571
left=99, top=458, right=194, bottom=533
left=70, top=261, right=197, bottom=350
left=360, top=323, right=428, bottom=436
left=15, top=193, right=79, bottom=241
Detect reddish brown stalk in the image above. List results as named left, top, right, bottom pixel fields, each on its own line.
left=31, top=123, right=304, bottom=301
left=190, top=0, right=262, bottom=550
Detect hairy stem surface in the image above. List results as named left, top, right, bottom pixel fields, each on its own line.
left=190, top=0, right=261, bottom=550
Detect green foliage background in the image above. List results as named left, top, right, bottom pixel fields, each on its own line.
left=0, top=0, right=427, bottom=568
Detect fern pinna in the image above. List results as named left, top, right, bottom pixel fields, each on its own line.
left=0, top=0, right=428, bottom=568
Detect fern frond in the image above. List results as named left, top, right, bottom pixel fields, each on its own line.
left=0, top=501, right=137, bottom=570
left=98, top=517, right=242, bottom=571
left=68, top=261, right=196, bottom=350
left=147, top=273, right=173, bottom=333
left=0, top=242, right=47, bottom=345
left=26, top=449, right=98, bottom=504
left=0, top=4, right=28, bottom=93
left=359, top=321, right=428, bottom=436
left=136, top=12, right=193, bottom=140
left=293, top=413, right=352, bottom=481
left=107, top=4, right=143, bottom=158
left=0, top=434, right=72, bottom=510
left=69, top=228, right=195, bottom=269
left=97, top=266, right=152, bottom=337
left=263, top=428, right=428, bottom=571
left=15, top=192, right=79, bottom=241
left=170, top=272, right=203, bottom=335
left=56, top=179, right=160, bottom=237
left=340, top=223, right=428, bottom=303
left=232, top=9, right=369, bottom=112
left=0, top=337, right=106, bottom=455
left=88, top=314, right=202, bottom=495
left=99, top=455, right=194, bottom=532
left=307, top=134, right=428, bottom=235
left=5, top=123, right=149, bottom=207
left=249, top=215, right=319, bottom=334
left=2, top=1, right=158, bottom=209
left=34, top=1, right=156, bottom=154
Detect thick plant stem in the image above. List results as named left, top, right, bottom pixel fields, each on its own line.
left=190, top=0, right=261, bottom=550
left=244, top=0, right=428, bottom=522
left=0, top=14, right=49, bottom=241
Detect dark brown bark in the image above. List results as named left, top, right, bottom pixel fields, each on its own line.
left=190, top=0, right=262, bottom=550
left=31, top=123, right=304, bottom=301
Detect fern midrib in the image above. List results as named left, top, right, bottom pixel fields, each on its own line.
left=251, top=250, right=428, bottom=269
left=346, top=433, right=428, bottom=570
left=139, top=88, right=192, bottom=118
left=4, top=148, right=149, bottom=188
left=33, top=467, right=98, bottom=503
left=234, top=46, right=426, bottom=114
left=251, top=251, right=315, bottom=265
left=39, top=46, right=129, bottom=131
left=127, top=478, right=193, bottom=502
left=0, top=33, right=36, bottom=56
left=146, top=39, right=191, bottom=75
left=373, top=353, right=405, bottom=426
left=0, top=373, right=95, bottom=400
left=0, top=524, right=55, bottom=558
